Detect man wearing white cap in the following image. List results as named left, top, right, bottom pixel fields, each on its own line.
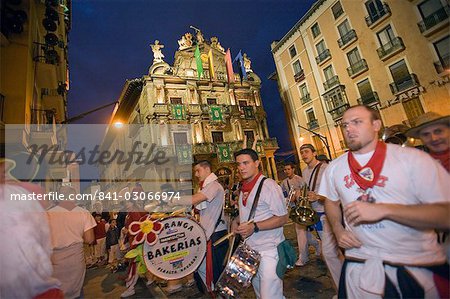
left=406, top=112, right=449, bottom=172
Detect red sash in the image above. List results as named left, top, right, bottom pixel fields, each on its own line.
left=241, top=173, right=262, bottom=206
left=430, top=149, right=450, bottom=173
left=348, top=141, right=387, bottom=190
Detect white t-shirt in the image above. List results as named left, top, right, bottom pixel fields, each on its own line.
left=319, top=144, right=449, bottom=264
left=0, top=184, right=60, bottom=298
left=239, top=176, right=287, bottom=252
left=200, top=178, right=227, bottom=240
left=47, top=205, right=97, bottom=249
left=302, top=162, right=328, bottom=213
left=281, top=174, right=305, bottom=195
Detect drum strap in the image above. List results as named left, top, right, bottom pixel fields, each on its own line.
left=307, top=162, right=322, bottom=192
left=248, top=177, right=267, bottom=222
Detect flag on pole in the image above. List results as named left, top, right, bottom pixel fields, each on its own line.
left=225, top=48, right=234, bottom=84
left=233, top=50, right=247, bottom=82
left=195, top=45, right=204, bottom=79
left=208, top=49, right=215, bottom=80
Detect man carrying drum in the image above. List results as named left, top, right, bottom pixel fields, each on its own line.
left=187, top=160, right=229, bottom=297
left=232, top=149, right=288, bottom=298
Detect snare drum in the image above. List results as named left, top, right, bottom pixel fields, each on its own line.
left=216, top=242, right=261, bottom=298
left=143, top=216, right=207, bottom=280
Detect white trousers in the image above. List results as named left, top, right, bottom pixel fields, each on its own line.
left=345, top=263, right=439, bottom=298
left=94, top=237, right=106, bottom=259
left=251, top=248, right=285, bottom=299
left=296, top=215, right=343, bottom=288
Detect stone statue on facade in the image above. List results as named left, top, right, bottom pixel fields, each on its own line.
left=150, top=40, right=165, bottom=63
left=243, top=53, right=252, bottom=72
left=210, top=36, right=225, bottom=53
left=178, top=33, right=193, bottom=50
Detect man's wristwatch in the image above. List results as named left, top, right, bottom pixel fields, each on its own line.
left=253, top=222, right=260, bottom=233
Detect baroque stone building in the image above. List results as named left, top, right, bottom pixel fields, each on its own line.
left=100, top=29, right=279, bottom=194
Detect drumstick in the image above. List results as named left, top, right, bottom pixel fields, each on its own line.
left=223, top=234, right=236, bottom=266
left=213, top=220, right=254, bottom=247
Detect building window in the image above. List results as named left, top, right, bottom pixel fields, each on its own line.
left=244, top=130, right=255, bottom=148
left=173, top=132, right=188, bottom=145
left=311, top=23, right=321, bottom=38
left=347, top=48, right=362, bottom=65
left=293, top=60, right=302, bottom=75
left=300, top=84, right=310, bottom=104
left=338, top=19, right=351, bottom=37
left=403, top=98, right=424, bottom=126
left=418, top=0, right=444, bottom=20
left=434, top=35, right=450, bottom=73
left=212, top=131, right=224, bottom=143
left=306, top=108, right=318, bottom=130
left=323, top=65, right=335, bottom=81
left=289, top=45, right=297, bottom=58
left=170, top=97, right=182, bottom=104
left=389, top=59, right=418, bottom=93
left=332, top=1, right=344, bottom=19
left=316, top=40, right=327, bottom=55
left=207, top=98, right=217, bottom=105
left=357, top=79, right=378, bottom=105
left=365, top=0, right=389, bottom=25
left=238, top=100, right=247, bottom=107
left=376, top=24, right=395, bottom=46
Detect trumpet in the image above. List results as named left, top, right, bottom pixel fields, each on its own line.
left=289, top=184, right=319, bottom=226
left=285, top=187, right=297, bottom=211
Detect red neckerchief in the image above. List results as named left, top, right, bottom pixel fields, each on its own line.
left=241, top=172, right=262, bottom=207
left=348, top=141, right=387, bottom=190
left=199, top=180, right=204, bottom=190
left=430, top=149, right=450, bottom=173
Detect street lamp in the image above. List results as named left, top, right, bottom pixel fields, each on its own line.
left=298, top=124, right=332, bottom=161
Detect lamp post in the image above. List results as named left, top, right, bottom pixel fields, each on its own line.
left=298, top=124, right=333, bottom=161
left=61, top=101, right=119, bottom=124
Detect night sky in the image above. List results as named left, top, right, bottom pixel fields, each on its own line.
left=68, top=0, right=316, bottom=154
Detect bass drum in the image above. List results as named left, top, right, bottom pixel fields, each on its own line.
left=143, top=216, right=207, bottom=280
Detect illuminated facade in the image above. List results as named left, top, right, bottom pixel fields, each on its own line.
left=271, top=0, right=449, bottom=163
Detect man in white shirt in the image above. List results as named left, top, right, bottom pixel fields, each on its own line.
left=299, top=143, right=342, bottom=287
left=319, top=105, right=449, bottom=298
left=47, top=186, right=96, bottom=299
left=280, top=162, right=313, bottom=266
left=232, top=149, right=288, bottom=299
left=188, top=160, right=228, bottom=297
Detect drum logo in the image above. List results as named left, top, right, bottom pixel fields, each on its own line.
left=143, top=217, right=207, bottom=280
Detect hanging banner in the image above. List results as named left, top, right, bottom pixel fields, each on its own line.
left=172, top=105, right=185, bottom=120
left=210, top=106, right=223, bottom=122
left=243, top=106, right=255, bottom=119
left=176, top=144, right=192, bottom=164
left=217, top=144, right=232, bottom=163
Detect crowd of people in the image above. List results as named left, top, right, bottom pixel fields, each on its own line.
left=0, top=104, right=448, bottom=299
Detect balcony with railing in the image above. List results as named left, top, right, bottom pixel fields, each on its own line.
left=357, top=91, right=379, bottom=106
left=315, top=49, right=331, bottom=65
left=300, top=93, right=311, bottom=105
left=337, top=29, right=357, bottom=49
left=347, top=59, right=368, bottom=78
left=365, top=3, right=391, bottom=28
left=434, top=53, right=450, bottom=74
left=417, top=6, right=449, bottom=36
left=294, top=69, right=305, bottom=82
left=328, top=103, right=350, bottom=121
left=389, top=73, right=419, bottom=94
left=323, top=75, right=340, bottom=91
left=29, top=109, right=57, bottom=146
left=307, top=119, right=319, bottom=130
left=152, top=103, right=170, bottom=116
left=377, top=37, right=405, bottom=61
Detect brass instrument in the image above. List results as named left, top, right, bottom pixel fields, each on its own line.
left=289, top=184, right=319, bottom=226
